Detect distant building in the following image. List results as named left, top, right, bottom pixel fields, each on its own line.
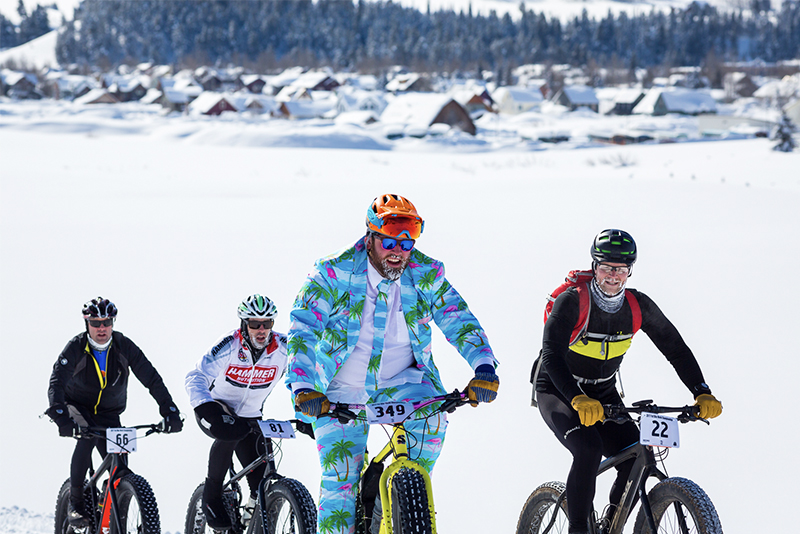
left=633, top=88, right=717, bottom=116
left=188, top=92, right=238, bottom=115
left=552, top=85, right=599, bottom=112
left=491, top=86, right=543, bottom=114
left=381, top=93, right=476, bottom=136
left=385, top=73, right=432, bottom=93
left=723, top=72, right=759, bottom=101
left=73, top=89, right=119, bottom=105
left=0, top=69, right=40, bottom=99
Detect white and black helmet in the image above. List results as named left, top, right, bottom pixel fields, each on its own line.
left=237, top=294, right=278, bottom=320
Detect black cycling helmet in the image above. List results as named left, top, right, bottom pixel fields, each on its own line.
left=590, top=229, right=637, bottom=266
left=82, top=297, right=118, bottom=319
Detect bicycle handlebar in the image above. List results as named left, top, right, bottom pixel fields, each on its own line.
left=324, top=389, right=469, bottom=424
left=77, top=422, right=166, bottom=439
left=603, top=400, right=708, bottom=425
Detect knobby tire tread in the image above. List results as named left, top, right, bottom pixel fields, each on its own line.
left=515, top=481, right=569, bottom=534
left=112, top=473, right=161, bottom=534
left=259, top=478, right=316, bottom=534
left=634, top=477, right=723, bottom=534
left=390, top=468, right=433, bottom=534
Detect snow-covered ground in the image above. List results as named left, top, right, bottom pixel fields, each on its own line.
left=0, top=97, right=798, bottom=534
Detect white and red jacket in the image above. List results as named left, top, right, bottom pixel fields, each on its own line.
left=186, top=329, right=288, bottom=418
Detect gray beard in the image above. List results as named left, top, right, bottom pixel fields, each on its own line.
left=380, top=258, right=407, bottom=281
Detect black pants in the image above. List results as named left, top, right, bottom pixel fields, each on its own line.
left=537, top=390, right=639, bottom=533
left=67, top=407, right=121, bottom=509
left=206, top=431, right=267, bottom=499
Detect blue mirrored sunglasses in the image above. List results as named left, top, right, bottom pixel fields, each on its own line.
left=379, top=236, right=415, bottom=252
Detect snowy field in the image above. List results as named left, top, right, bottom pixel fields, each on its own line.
left=1, top=98, right=798, bottom=534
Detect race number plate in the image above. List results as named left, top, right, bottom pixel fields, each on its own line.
left=258, top=420, right=296, bottom=439
left=106, top=428, right=137, bottom=453
left=366, top=402, right=413, bottom=424
left=640, top=413, right=680, bottom=448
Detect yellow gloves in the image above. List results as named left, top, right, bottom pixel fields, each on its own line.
left=694, top=394, right=722, bottom=419
left=294, top=390, right=330, bottom=417
left=571, top=394, right=605, bottom=426
left=466, top=366, right=500, bottom=405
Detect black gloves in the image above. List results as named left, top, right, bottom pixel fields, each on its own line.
left=160, top=405, right=183, bottom=433
left=194, top=401, right=250, bottom=441
left=46, top=404, right=78, bottom=437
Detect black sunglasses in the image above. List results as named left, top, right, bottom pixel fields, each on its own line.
left=247, top=319, right=274, bottom=330
left=88, top=318, right=114, bottom=328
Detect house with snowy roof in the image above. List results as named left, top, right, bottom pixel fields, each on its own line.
left=595, top=87, right=645, bottom=115
left=633, top=87, right=717, bottom=116
left=240, top=75, right=268, bottom=94
left=385, top=73, right=432, bottom=93
left=335, top=87, right=388, bottom=114
left=73, top=89, right=119, bottom=105
left=187, top=92, right=238, bottom=115
left=1, top=69, right=40, bottom=99
left=43, top=72, right=97, bottom=101
left=491, top=86, right=543, bottom=114
left=380, top=93, right=476, bottom=136
left=449, top=85, right=495, bottom=118
left=553, top=84, right=599, bottom=112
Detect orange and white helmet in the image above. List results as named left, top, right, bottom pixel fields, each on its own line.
left=366, top=194, right=424, bottom=239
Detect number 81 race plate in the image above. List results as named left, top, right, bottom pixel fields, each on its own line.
left=640, top=413, right=680, bottom=448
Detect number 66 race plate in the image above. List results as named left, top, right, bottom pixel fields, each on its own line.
left=640, top=413, right=680, bottom=448
left=107, top=428, right=137, bottom=453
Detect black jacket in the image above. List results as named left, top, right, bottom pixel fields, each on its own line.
left=48, top=330, right=177, bottom=417
left=536, top=287, right=710, bottom=402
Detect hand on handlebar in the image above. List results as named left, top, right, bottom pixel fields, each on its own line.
left=693, top=394, right=722, bottom=419
left=294, top=389, right=330, bottom=417
left=571, top=394, right=605, bottom=426
left=466, top=364, right=499, bottom=406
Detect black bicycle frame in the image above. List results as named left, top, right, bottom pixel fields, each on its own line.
left=594, top=442, right=667, bottom=534
left=85, top=450, right=132, bottom=534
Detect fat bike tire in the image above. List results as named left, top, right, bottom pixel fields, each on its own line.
left=634, top=477, right=723, bottom=534
left=256, top=478, right=316, bottom=534
left=184, top=482, right=241, bottom=534
left=55, top=479, right=98, bottom=534
left=110, top=473, right=161, bottom=534
left=390, top=468, right=433, bottom=534
left=515, top=481, right=569, bottom=534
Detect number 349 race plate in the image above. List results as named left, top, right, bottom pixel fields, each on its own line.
left=639, top=413, right=680, bottom=448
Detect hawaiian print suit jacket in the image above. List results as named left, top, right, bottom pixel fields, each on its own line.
left=286, top=236, right=497, bottom=397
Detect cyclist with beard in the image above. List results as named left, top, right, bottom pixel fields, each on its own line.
left=534, top=229, right=723, bottom=534
left=185, top=294, right=288, bottom=530
left=286, top=193, right=499, bottom=534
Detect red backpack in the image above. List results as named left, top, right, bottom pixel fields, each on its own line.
left=544, top=269, right=642, bottom=345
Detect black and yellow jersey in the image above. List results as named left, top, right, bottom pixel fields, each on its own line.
left=536, top=286, right=709, bottom=402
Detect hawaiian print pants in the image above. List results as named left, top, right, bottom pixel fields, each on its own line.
left=312, top=380, right=448, bottom=534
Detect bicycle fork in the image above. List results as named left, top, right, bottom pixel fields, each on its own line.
left=376, top=427, right=437, bottom=534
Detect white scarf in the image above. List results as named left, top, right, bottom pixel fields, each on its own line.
left=88, top=335, right=111, bottom=352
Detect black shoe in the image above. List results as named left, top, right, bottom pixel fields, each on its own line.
left=203, top=491, right=232, bottom=531
left=67, top=501, right=91, bottom=528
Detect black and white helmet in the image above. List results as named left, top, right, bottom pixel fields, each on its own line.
left=237, top=294, right=278, bottom=320
left=82, top=297, right=118, bottom=319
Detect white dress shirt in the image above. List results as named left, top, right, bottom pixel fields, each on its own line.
left=325, top=261, right=422, bottom=403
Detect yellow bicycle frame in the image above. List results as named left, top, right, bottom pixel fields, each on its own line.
left=372, top=423, right=437, bottom=534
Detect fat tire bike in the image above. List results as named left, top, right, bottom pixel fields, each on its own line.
left=184, top=419, right=317, bottom=534
left=326, top=389, right=471, bottom=534
left=54, top=422, right=167, bottom=534
left=516, top=400, right=723, bottom=534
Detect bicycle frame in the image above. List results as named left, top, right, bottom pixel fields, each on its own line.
left=79, top=423, right=162, bottom=534
left=370, top=423, right=437, bottom=534
left=595, top=442, right=667, bottom=534
left=330, top=389, right=468, bottom=534
left=85, top=448, right=131, bottom=534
